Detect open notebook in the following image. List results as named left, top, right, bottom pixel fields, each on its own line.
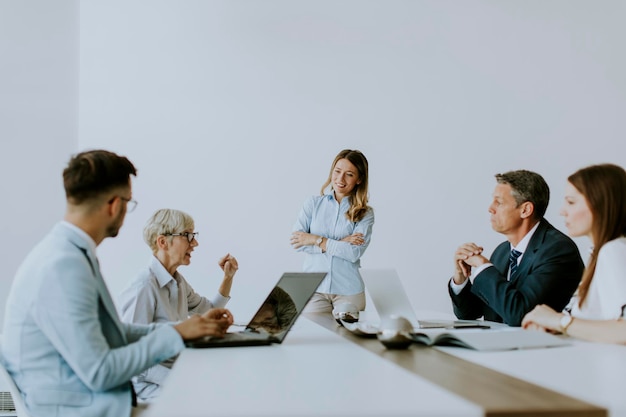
left=185, top=272, right=326, bottom=348
left=408, top=327, right=570, bottom=351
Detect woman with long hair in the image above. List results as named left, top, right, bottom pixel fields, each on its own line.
left=290, top=149, right=374, bottom=314
left=522, top=163, right=626, bottom=344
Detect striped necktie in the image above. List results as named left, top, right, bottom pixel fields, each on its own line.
left=509, top=249, right=522, bottom=279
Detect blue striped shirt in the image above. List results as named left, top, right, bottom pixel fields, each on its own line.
left=293, top=192, right=375, bottom=295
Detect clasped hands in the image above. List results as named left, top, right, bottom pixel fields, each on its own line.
left=453, top=242, right=488, bottom=284
left=290, top=231, right=364, bottom=249
left=453, top=244, right=567, bottom=335
left=174, top=308, right=234, bottom=341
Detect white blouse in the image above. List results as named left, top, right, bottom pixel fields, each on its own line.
left=570, top=237, right=626, bottom=320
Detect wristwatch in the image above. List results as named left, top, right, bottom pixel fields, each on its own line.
left=559, top=314, right=574, bottom=334
left=315, top=236, right=324, bottom=247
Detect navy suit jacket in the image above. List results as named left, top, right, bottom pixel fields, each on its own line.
left=449, top=219, right=584, bottom=326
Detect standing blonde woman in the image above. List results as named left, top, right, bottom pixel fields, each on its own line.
left=119, top=208, right=238, bottom=400
left=522, top=163, right=626, bottom=344
left=290, top=149, right=374, bottom=314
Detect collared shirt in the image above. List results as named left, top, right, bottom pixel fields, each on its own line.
left=61, top=220, right=97, bottom=255
left=117, top=255, right=230, bottom=399
left=451, top=221, right=540, bottom=294
left=119, top=255, right=230, bottom=325
left=292, top=192, right=375, bottom=295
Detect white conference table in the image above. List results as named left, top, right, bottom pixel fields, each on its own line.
left=440, top=339, right=626, bottom=417
left=146, top=317, right=481, bottom=417
left=147, top=313, right=616, bottom=417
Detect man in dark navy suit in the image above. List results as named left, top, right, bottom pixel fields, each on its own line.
left=448, top=170, right=584, bottom=326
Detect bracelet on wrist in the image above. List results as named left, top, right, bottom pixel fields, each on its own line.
left=559, top=314, right=574, bottom=334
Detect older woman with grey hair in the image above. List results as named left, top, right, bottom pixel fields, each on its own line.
left=118, top=208, right=238, bottom=401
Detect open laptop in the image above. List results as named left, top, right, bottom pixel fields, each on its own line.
left=354, top=268, right=492, bottom=334
left=186, top=272, right=326, bottom=348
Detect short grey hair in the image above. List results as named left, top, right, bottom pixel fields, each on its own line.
left=143, top=209, right=195, bottom=253
left=495, top=170, right=550, bottom=220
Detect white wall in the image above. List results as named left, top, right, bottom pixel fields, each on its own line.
left=0, top=0, right=79, bottom=331
left=78, top=1, right=626, bottom=322
left=2, top=1, right=623, bottom=330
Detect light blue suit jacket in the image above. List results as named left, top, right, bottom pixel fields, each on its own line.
left=1, top=222, right=185, bottom=417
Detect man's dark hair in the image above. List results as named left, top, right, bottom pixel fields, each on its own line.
left=495, top=170, right=550, bottom=220
left=63, top=150, right=137, bottom=204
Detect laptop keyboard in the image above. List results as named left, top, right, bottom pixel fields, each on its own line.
left=209, top=331, right=270, bottom=343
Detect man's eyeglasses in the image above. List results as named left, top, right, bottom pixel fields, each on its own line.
left=164, top=232, right=199, bottom=243
left=109, top=196, right=138, bottom=213
left=119, top=197, right=138, bottom=213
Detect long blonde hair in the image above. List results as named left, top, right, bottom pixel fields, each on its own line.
left=569, top=164, right=626, bottom=307
left=320, top=149, right=370, bottom=222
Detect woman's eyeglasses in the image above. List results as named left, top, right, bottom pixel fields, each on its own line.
left=164, top=232, right=199, bottom=243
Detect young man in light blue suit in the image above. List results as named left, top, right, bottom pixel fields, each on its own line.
left=1, top=150, right=233, bottom=417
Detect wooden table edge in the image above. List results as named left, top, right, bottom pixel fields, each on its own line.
left=305, top=313, right=606, bottom=417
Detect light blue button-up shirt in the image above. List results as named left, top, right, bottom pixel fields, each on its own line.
left=293, top=192, right=375, bottom=295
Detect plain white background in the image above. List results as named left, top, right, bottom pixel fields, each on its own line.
left=0, top=1, right=78, bottom=330
left=2, top=1, right=626, bottom=329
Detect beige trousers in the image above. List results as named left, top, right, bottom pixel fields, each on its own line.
left=303, top=292, right=366, bottom=314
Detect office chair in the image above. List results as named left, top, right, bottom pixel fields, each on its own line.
left=0, top=349, right=31, bottom=417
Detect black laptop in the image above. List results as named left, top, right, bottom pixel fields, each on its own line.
left=185, top=272, right=326, bottom=348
